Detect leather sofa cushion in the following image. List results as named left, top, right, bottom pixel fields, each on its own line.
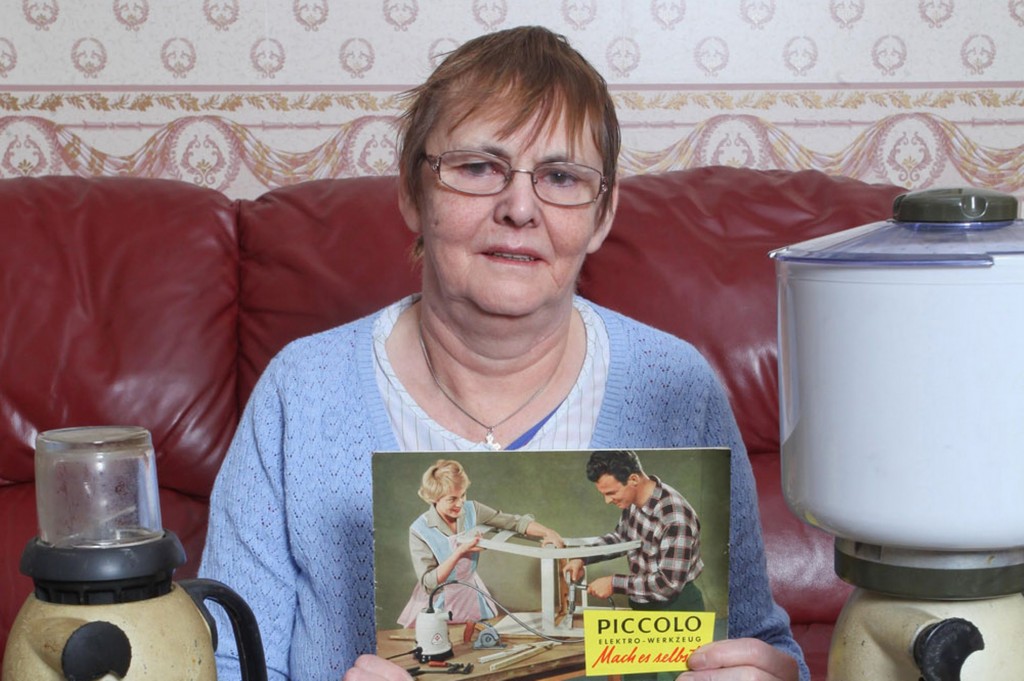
left=582, top=167, right=906, bottom=455
left=237, top=176, right=420, bottom=409
left=580, top=166, right=905, bottom=626
left=0, top=177, right=240, bottom=632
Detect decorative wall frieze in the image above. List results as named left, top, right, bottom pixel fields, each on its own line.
left=2, top=0, right=1023, bottom=199
left=1, top=89, right=1021, bottom=200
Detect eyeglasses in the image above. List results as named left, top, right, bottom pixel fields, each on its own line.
left=424, top=150, right=607, bottom=207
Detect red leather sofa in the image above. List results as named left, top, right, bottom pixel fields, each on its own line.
left=0, top=167, right=905, bottom=677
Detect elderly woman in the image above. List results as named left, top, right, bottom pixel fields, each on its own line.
left=201, top=25, right=806, bottom=681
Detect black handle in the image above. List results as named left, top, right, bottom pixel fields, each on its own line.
left=61, top=621, right=132, bottom=681
left=180, top=578, right=269, bottom=681
left=913, top=617, right=985, bottom=681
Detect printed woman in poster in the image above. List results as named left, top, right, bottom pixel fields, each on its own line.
left=397, top=459, right=565, bottom=626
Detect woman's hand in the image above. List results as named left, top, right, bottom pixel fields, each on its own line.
left=677, top=638, right=799, bottom=680
left=342, top=654, right=413, bottom=680
left=526, top=521, right=565, bottom=548
left=454, top=534, right=482, bottom=558
left=539, top=528, right=565, bottom=548
left=432, top=535, right=482, bottom=584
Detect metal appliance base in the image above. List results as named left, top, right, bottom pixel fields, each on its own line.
left=834, top=539, right=1024, bottom=599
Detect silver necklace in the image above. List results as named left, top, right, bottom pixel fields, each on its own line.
left=417, top=323, right=553, bottom=450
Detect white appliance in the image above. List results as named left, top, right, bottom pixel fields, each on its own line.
left=772, top=188, right=1024, bottom=680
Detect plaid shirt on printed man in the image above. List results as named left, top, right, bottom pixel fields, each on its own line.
left=588, top=476, right=703, bottom=603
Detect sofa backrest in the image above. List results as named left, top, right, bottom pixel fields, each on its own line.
left=0, top=176, right=242, bottom=647
left=0, top=167, right=905, bottom=660
left=236, top=176, right=420, bottom=409
left=582, top=167, right=906, bottom=626
left=586, top=167, right=906, bottom=456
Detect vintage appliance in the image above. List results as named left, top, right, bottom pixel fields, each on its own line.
left=414, top=588, right=455, bottom=662
left=2, top=426, right=267, bottom=681
left=772, top=188, right=1024, bottom=680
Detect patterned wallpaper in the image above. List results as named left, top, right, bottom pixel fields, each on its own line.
left=1, top=0, right=1022, bottom=200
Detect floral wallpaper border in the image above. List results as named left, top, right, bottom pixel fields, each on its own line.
left=1, top=85, right=1022, bottom=199
left=3, top=87, right=1024, bottom=115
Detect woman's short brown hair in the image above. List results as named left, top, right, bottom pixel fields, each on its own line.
left=398, top=26, right=620, bottom=224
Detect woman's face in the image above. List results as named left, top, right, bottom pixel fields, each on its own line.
left=434, top=485, right=467, bottom=525
left=401, top=111, right=617, bottom=320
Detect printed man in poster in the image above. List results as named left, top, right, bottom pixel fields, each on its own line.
left=566, top=449, right=704, bottom=612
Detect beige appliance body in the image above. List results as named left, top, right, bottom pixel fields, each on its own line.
left=828, top=591, right=1024, bottom=680
left=3, top=585, right=216, bottom=681
left=2, top=427, right=267, bottom=681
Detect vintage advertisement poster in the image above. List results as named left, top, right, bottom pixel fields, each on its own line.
left=372, top=448, right=730, bottom=679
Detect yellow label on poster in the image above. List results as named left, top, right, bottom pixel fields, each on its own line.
left=582, top=610, right=715, bottom=676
